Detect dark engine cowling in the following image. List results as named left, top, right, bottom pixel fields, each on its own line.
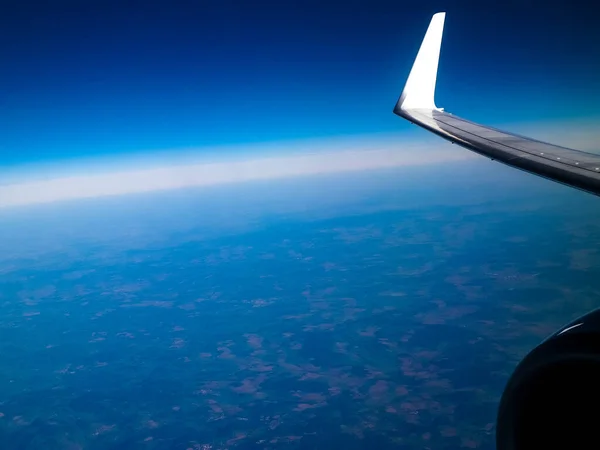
left=496, top=308, right=600, bottom=449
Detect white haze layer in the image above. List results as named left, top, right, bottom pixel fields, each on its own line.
left=1, top=119, right=599, bottom=209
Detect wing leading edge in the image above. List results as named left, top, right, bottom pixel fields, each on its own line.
left=394, top=12, right=600, bottom=197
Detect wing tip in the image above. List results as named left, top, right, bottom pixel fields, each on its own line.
left=394, top=12, right=446, bottom=114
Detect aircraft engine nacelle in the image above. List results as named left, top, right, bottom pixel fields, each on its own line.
left=496, top=308, right=600, bottom=449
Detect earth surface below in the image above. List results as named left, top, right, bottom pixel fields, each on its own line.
left=1, top=161, right=599, bottom=449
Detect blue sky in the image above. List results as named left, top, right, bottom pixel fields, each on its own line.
left=2, top=0, right=600, bottom=170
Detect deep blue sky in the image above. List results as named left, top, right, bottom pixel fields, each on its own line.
left=2, top=0, right=600, bottom=167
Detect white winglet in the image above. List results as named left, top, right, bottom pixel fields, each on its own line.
left=394, top=12, right=446, bottom=112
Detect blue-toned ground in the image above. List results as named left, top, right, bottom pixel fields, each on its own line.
left=1, top=161, right=600, bottom=449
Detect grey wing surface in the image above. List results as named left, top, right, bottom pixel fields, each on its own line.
left=395, top=13, right=600, bottom=197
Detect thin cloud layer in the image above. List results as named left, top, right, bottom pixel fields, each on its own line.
left=1, top=119, right=599, bottom=209
left=0, top=135, right=474, bottom=208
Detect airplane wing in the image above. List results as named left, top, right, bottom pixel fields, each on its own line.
left=394, top=12, right=600, bottom=197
